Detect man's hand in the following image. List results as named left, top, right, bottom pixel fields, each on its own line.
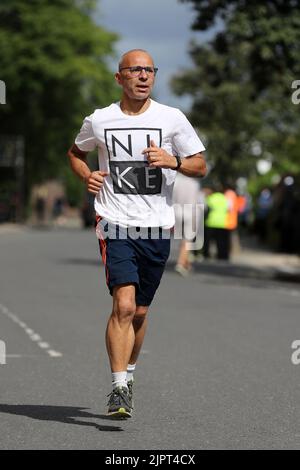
left=142, top=140, right=177, bottom=169
left=85, top=171, right=109, bottom=195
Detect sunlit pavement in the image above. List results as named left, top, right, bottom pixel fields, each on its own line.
left=0, top=227, right=300, bottom=449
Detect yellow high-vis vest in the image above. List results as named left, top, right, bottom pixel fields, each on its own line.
left=205, top=192, right=228, bottom=229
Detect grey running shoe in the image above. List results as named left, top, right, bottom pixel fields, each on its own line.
left=107, top=386, right=132, bottom=419
left=175, top=264, right=190, bottom=277
left=127, top=379, right=134, bottom=408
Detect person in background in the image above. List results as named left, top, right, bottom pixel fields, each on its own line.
left=173, top=172, right=201, bottom=276
left=255, top=187, right=273, bottom=242
left=203, top=184, right=230, bottom=260
left=224, top=185, right=239, bottom=257
left=237, top=191, right=252, bottom=230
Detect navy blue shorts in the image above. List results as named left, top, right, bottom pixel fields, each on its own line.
left=96, top=217, right=171, bottom=306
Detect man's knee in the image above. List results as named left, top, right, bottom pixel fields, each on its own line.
left=112, top=299, right=136, bottom=323
left=112, top=284, right=136, bottom=323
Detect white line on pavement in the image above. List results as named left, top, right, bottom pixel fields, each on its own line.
left=47, top=350, right=63, bottom=357
left=0, top=302, right=63, bottom=359
left=38, top=342, right=50, bottom=349
left=29, top=334, right=41, bottom=341
left=5, top=354, right=39, bottom=358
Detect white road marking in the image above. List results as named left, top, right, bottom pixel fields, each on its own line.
left=6, top=354, right=38, bottom=358
left=30, top=334, right=41, bottom=341
left=6, top=354, right=23, bottom=358
left=0, top=302, right=63, bottom=359
left=47, top=350, right=63, bottom=357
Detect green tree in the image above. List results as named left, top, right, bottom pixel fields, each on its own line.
left=0, top=0, right=119, bottom=204
left=172, top=0, right=300, bottom=184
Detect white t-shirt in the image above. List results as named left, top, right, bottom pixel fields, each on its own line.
left=75, top=99, right=205, bottom=228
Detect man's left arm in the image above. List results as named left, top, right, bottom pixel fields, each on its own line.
left=142, top=140, right=207, bottom=178
left=176, top=152, right=206, bottom=178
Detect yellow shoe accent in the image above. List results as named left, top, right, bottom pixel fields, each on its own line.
left=107, top=408, right=132, bottom=419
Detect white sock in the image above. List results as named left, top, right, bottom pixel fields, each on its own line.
left=112, top=371, right=128, bottom=390
left=127, top=363, right=136, bottom=383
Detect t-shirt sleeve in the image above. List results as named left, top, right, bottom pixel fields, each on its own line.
left=74, top=113, right=97, bottom=152
left=172, top=110, right=205, bottom=157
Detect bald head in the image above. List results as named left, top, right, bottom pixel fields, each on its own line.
left=118, top=49, right=154, bottom=70
left=115, top=49, right=156, bottom=103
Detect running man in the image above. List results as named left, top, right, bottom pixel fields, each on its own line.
left=67, top=49, right=206, bottom=418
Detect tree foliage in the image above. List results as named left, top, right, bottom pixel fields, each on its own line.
left=0, top=0, right=119, bottom=200
left=173, top=0, right=300, bottom=183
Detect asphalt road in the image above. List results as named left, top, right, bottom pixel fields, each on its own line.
left=0, top=227, right=300, bottom=450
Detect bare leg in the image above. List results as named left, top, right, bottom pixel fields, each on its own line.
left=105, top=284, right=136, bottom=372
left=176, top=240, right=191, bottom=270
left=129, top=306, right=149, bottom=365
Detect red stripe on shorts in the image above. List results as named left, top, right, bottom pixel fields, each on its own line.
left=100, top=238, right=110, bottom=286
left=96, top=215, right=110, bottom=286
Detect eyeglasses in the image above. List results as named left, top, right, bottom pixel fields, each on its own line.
left=119, top=66, right=158, bottom=77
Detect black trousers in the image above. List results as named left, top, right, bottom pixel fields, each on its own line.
left=203, top=227, right=231, bottom=260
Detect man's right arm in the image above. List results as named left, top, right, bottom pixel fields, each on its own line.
left=67, top=144, right=108, bottom=195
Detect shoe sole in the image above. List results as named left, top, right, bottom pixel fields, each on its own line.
left=107, top=408, right=132, bottom=419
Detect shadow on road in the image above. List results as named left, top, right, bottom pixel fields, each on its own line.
left=0, top=404, right=124, bottom=432
left=165, top=259, right=300, bottom=287
left=166, top=259, right=270, bottom=281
